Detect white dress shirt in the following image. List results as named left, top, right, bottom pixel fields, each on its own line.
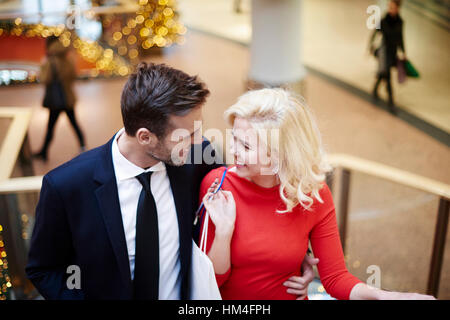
left=111, top=128, right=181, bottom=300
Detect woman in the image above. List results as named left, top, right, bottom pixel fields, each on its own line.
left=369, top=0, right=406, bottom=115
left=34, top=36, right=86, bottom=161
left=199, top=88, right=434, bottom=300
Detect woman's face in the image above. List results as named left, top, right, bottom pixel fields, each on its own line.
left=230, top=117, right=278, bottom=178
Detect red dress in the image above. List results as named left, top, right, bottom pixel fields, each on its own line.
left=199, top=166, right=363, bottom=300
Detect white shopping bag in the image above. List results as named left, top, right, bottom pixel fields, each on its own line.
left=190, top=211, right=222, bottom=300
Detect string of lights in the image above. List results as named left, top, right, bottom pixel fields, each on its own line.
left=0, top=224, right=12, bottom=300
left=0, top=0, right=186, bottom=81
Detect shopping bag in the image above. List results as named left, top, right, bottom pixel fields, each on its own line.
left=190, top=211, right=221, bottom=300
left=405, top=60, right=420, bottom=78
left=397, top=59, right=407, bottom=84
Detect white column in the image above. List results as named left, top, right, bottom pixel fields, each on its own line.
left=249, top=0, right=306, bottom=89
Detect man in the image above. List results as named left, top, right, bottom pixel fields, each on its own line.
left=26, top=62, right=315, bottom=299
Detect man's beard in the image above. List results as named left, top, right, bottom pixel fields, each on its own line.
left=147, top=143, right=187, bottom=167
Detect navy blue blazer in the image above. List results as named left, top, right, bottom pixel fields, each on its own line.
left=26, top=135, right=222, bottom=299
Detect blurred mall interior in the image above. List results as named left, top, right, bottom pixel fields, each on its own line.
left=0, top=0, right=449, bottom=300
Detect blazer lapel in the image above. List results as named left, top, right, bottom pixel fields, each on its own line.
left=93, top=137, right=133, bottom=297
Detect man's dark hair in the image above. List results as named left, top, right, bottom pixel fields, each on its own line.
left=120, top=62, right=210, bottom=138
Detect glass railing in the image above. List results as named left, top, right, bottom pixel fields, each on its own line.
left=0, top=107, right=39, bottom=299
left=327, top=154, right=450, bottom=299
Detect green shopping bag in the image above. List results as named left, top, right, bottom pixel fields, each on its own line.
left=405, top=60, right=419, bottom=78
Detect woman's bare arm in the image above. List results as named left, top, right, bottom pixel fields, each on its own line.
left=349, top=282, right=435, bottom=300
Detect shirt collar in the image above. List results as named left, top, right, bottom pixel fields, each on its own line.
left=112, top=128, right=166, bottom=182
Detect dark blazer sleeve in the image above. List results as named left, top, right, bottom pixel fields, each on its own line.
left=191, top=138, right=225, bottom=243
left=194, top=137, right=225, bottom=202
left=25, top=174, right=84, bottom=300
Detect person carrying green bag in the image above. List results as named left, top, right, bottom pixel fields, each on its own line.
left=369, top=0, right=407, bottom=115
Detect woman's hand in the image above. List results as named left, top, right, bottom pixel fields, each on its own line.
left=203, top=185, right=236, bottom=239
left=203, top=183, right=235, bottom=276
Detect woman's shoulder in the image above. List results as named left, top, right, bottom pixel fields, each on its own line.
left=308, top=182, right=334, bottom=215
left=318, top=182, right=332, bottom=201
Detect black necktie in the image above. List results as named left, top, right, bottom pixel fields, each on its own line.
left=133, top=171, right=159, bottom=300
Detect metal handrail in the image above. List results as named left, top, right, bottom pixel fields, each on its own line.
left=0, top=107, right=33, bottom=181
left=0, top=176, right=42, bottom=194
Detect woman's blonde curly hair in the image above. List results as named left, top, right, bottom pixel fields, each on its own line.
left=224, top=88, right=332, bottom=213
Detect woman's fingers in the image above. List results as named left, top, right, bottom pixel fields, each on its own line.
left=221, top=190, right=234, bottom=203
left=203, top=191, right=213, bottom=202
left=203, top=192, right=219, bottom=221
left=203, top=191, right=224, bottom=210
left=216, top=191, right=227, bottom=203
left=221, top=190, right=230, bottom=201
left=207, top=178, right=219, bottom=193
left=203, top=192, right=215, bottom=209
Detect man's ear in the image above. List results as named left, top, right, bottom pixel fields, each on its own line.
left=136, top=128, right=159, bottom=148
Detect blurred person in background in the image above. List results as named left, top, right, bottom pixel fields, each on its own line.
left=369, top=0, right=406, bottom=115
left=33, top=36, right=86, bottom=161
